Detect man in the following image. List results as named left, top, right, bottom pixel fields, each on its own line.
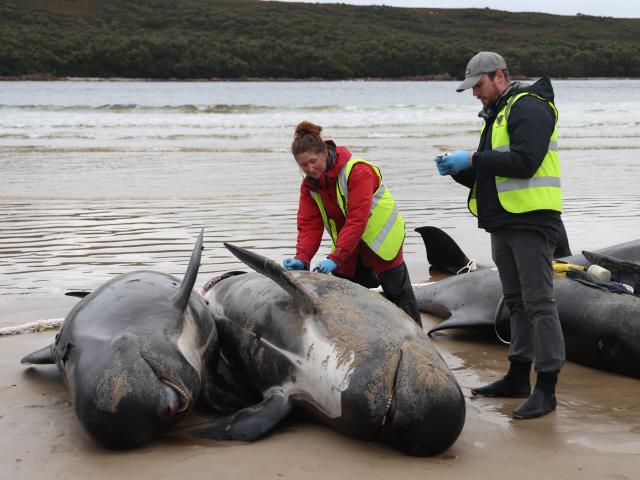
left=435, top=51, right=566, bottom=419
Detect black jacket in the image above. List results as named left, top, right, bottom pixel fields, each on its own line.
left=453, top=77, right=564, bottom=235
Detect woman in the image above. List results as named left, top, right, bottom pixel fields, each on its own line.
left=282, top=121, right=422, bottom=326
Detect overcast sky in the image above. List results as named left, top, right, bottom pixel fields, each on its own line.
left=271, top=1, right=640, bottom=18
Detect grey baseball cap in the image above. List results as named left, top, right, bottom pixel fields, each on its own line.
left=456, top=51, right=507, bottom=92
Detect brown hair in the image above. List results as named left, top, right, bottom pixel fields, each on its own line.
left=291, top=121, right=327, bottom=157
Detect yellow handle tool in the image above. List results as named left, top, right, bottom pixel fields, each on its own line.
left=552, top=262, right=585, bottom=273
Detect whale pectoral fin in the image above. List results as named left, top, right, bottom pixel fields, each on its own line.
left=21, top=344, right=55, bottom=364
left=191, top=386, right=291, bottom=442
left=427, top=313, right=494, bottom=336
left=64, top=291, right=91, bottom=298
left=200, top=353, right=262, bottom=414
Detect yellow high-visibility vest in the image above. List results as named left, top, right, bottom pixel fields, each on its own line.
left=310, top=158, right=405, bottom=261
left=469, top=92, right=562, bottom=216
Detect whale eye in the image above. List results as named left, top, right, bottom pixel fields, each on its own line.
left=61, top=343, right=75, bottom=365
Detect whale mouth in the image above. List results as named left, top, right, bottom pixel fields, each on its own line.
left=161, top=378, right=192, bottom=413
left=380, top=350, right=402, bottom=427
left=381, top=384, right=397, bottom=427
left=140, top=350, right=192, bottom=415
left=200, top=271, right=247, bottom=296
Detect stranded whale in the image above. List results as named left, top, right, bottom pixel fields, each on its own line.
left=414, top=226, right=640, bottom=378
left=21, top=230, right=218, bottom=449
left=197, top=243, right=465, bottom=457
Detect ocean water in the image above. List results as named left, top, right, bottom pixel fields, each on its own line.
left=1, top=80, right=639, bottom=297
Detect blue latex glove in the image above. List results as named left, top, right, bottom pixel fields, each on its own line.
left=434, top=155, right=450, bottom=176
left=313, top=258, right=337, bottom=274
left=283, top=258, right=305, bottom=271
left=434, top=150, right=472, bottom=176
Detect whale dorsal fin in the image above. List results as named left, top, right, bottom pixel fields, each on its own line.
left=415, top=226, right=471, bottom=274
left=173, top=228, right=204, bottom=310
left=224, top=242, right=320, bottom=313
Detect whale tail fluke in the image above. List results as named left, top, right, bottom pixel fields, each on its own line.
left=583, top=250, right=640, bottom=288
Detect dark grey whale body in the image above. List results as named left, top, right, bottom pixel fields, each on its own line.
left=414, top=226, right=640, bottom=378
left=198, top=243, right=465, bottom=457
left=21, top=231, right=218, bottom=449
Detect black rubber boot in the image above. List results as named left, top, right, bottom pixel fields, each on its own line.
left=512, top=371, right=558, bottom=419
left=471, top=359, right=531, bottom=398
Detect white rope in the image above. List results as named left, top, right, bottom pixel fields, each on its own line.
left=456, top=258, right=478, bottom=275
left=0, top=318, right=63, bottom=336
left=371, top=281, right=434, bottom=293
left=493, top=295, right=511, bottom=345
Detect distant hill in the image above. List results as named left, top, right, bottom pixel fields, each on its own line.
left=1, top=0, right=639, bottom=79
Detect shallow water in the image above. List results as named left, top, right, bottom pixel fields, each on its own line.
left=1, top=79, right=639, bottom=297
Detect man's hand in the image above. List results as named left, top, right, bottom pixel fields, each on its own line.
left=434, top=150, right=472, bottom=176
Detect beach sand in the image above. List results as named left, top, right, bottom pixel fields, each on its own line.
left=2, top=294, right=638, bottom=480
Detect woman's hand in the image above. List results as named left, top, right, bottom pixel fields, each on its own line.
left=283, top=258, right=306, bottom=270
left=313, top=258, right=337, bottom=274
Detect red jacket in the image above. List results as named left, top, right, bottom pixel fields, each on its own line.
left=294, top=142, right=404, bottom=277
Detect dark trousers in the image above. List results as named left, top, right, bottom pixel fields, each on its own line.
left=491, top=228, right=565, bottom=373
left=334, top=259, right=422, bottom=327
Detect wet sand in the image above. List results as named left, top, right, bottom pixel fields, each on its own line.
left=1, top=294, right=638, bottom=480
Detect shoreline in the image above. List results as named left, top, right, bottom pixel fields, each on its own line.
left=1, top=74, right=637, bottom=82
left=0, top=74, right=454, bottom=82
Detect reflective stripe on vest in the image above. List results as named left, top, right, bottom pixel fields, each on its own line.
left=469, top=92, right=562, bottom=216
left=310, top=158, right=405, bottom=261
left=310, top=191, right=339, bottom=250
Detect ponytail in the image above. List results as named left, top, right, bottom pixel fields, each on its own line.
left=291, top=121, right=327, bottom=157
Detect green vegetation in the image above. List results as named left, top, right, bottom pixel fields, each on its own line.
left=1, top=0, right=639, bottom=79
